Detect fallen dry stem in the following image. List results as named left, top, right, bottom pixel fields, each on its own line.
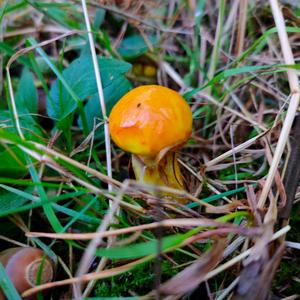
left=26, top=218, right=261, bottom=240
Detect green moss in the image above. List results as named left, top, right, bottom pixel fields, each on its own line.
left=93, top=260, right=177, bottom=297
left=273, top=257, right=300, bottom=296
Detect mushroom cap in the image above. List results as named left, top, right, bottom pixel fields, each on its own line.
left=109, top=85, right=193, bottom=157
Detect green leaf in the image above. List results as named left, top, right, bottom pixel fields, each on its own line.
left=79, top=75, right=132, bottom=132
left=52, top=203, right=100, bottom=225
left=0, top=186, right=30, bottom=212
left=186, top=186, right=248, bottom=209
left=93, top=8, right=106, bottom=29
left=26, top=155, right=63, bottom=233
left=96, top=233, right=186, bottom=259
left=117, top=34, right=157, bottom=59
left=0, top=263, right=22, bottom=300
left=46, top=55, right=132, bottom=122
left=0, top=110, right=42, bottom=140
left=15, top=68, right=38, bottom=114
left=0, top=144, right=27, bottom=178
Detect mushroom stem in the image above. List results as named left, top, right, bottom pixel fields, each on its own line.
left=131, top=151, right=187, bottom=203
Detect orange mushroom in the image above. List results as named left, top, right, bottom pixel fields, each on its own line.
left=109, top=85, right=193, bottom=203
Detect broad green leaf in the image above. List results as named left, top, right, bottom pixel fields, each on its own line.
left=15, top=68, right=38, bottom=114
left=46, top=55, right=132, bottom=121
left=117, top=34, right=157, bottom=59
left=93, top=8, right=106, bottom=29
left=79, top=75, right=132, bottom=132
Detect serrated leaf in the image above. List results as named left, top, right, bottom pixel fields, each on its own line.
left=117, top=34, right=157, bottom=59
left=47, top=55, right=132, bottom=121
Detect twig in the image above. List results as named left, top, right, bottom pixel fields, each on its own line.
left=257, top=0, right=300, bottom=209
left=235, top=0, right=248, bottom=56
left=76, top=2, right=114, bottom=297
left=80, top=0, right=112, bottom=190
left=27, top=218, right=255, bottom=240
left=207, top=0, right=226, bottom=83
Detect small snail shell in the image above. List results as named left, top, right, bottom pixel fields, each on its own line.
left=0, top=247, right=54, bottom=300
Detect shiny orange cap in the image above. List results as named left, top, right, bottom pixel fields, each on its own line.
left=109, top=85, right=192, bottom=157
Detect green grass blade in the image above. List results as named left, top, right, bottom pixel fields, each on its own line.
left=0, top=263, right=22, bottom=300
left=186, top=186, right=249, bottom=209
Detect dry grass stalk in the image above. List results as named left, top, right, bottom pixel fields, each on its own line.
left=258, top=0, right=300, bottom=209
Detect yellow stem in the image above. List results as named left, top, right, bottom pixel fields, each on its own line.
left=131, top=152, right=187, bottom=204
